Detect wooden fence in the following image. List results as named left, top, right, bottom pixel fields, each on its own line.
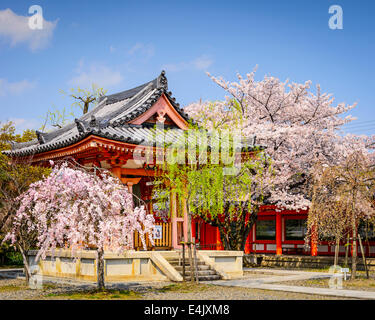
left=134, top=222, right=172, bottom=250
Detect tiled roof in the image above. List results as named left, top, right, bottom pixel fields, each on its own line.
left=4, top=71, right=261, bottom=158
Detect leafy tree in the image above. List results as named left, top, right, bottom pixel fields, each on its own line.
left=0, top=122, right=49, bottom=233
left=153, top=126, right=269, bottom=253
left=41, top=84, right=107, bottom=131
left=0, top=121, right=50, bottom=267
left=41, top=105, right=75, bottom=130
left=64, top=84, right=107, bottom=115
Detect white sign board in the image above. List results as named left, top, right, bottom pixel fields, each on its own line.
left=153, top=225, right=162, bottom=240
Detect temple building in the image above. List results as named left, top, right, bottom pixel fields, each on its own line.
left=5, top=71, right=375, bottom=258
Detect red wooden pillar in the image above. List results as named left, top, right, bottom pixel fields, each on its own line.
left=245, top=230, right=251, bottom=254
left=216, top=227, right=223, bottom=250
left=276, top=212, right=282, bottom=255
left=311, top=225, right=318, bottom=256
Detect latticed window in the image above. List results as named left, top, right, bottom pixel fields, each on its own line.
left=256, top=219, right=276, bottom=240
left=285, top=219, right=307, bottom=241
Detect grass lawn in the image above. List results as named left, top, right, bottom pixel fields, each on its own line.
left=152, top=282, right=215, bottom=293
left=46, top=289, right=142, bottom=300
left=0, top=284, right=27, bottom=292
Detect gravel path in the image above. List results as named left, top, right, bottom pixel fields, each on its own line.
left=276, top=278, right=375, bottom=292
left=140, top=284, right=350, bottom=300
left=0, top=278, right=351, bottom=300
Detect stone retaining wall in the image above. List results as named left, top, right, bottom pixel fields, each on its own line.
left=28, top=249, right=243, bottom=282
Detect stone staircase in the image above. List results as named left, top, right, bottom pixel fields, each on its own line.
left=165, top=256, right=221, bottom=281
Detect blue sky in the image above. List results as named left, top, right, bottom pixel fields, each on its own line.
left=0, top=0, right=374, bottom=134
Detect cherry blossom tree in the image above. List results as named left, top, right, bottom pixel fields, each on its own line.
left=308, top=151, right=375, bottom=279
left=4, top=161, right=155, bottom=289
left=185, top=67, right=373, bottom=211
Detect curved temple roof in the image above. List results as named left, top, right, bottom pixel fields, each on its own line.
left=4, top=71, right=261, bottom=158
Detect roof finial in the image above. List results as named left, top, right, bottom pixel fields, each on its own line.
left=89, top=115, right=98, bottom=128
left=158, top=70, right=168, bottom=90
left=35, top=130, right=46, bottom=145
left=75, top=119, right=86, bottom=134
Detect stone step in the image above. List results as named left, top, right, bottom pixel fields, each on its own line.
left=176, top=269, right=217, bottom=276
left=183, top=275, right=221, bottom=281
left=174, top=265, right=211, bottom=271
left=167, top=259, right=205, bottom=266
left=165, top=257, right=221, bottom=281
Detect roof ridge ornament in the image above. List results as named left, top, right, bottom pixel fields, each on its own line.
left=75, top=119, right=86, bottom=134
left=157, top=70, right=168, bottom=90
left=35, top=130, right=46, bottom=145
left=89, top=115, right=98, bottom=128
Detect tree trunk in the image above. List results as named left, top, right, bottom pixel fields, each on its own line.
left=358, top=234, right=369, bottom=279
left=97, top=248, right=105, bottom=290
left=0, top=209, right=13, bottom=233
left=334, top=236, right=340, bottom=266
left=351, top=190, right=357, bottom=280
left=83, top=101, right=89, bottom=114
left=18, top=245, right=30, bottom=285
left=217, top=217, right=255, bottom=251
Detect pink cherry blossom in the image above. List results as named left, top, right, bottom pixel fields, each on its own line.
left=4, top=162, right=155, bottom=262
left=185, top=68, right=375, bottom=210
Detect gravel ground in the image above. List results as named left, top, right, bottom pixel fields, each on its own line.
left=0, top=278, right=353, bottom=300
left=140, top=285, right=352, bottom=300
left=242, top=271, right=276, bottom=279
left=275, top=277, right=375, bottom=292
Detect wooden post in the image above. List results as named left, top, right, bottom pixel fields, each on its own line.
left=344, top=233, right=350, bottom=267
left=181, top=194, right=194, bottom=282
left=193, top=237, right=199, bottom=283
left=126, top=182, right=133, bottom=194
left=181, top=236, right=186, bottom=282
left=189, top=242, right=194, bottom=282
left=358, top=234, right=369, bottom=279
left=276, top=212, right=282, bottom=255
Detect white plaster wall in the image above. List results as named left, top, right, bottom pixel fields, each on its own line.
left=80, top=258, right=95, bottom=276
left=106, top=259, right=132, bottom=275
